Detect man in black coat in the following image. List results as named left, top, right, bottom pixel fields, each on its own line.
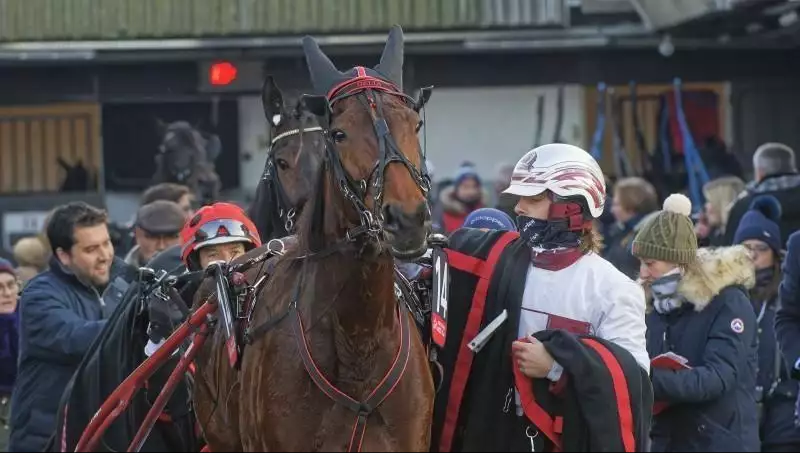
left=725, top=143, right=800, bottom=243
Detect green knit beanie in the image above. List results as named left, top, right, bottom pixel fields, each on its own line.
left=632, top=194, right=698, bottom=265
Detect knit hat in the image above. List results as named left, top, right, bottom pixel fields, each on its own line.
left=0, top=258, right=15, bottom=278
left=453, top=163, right=481, bottom=188
left=463, top=208, right=517, bottom=231
left=733, top=195, right=782, bottom=253
left=632, top=194, right=698, bottom=265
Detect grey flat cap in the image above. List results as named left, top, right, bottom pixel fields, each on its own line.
left=136, top=200, right=186, bottom=235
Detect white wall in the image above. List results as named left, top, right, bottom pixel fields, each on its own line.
left=419, top=85, right=586, bottom=182
left=238, top=95, right=269, bottom=195
left=237, top=86, right=588, bottom=191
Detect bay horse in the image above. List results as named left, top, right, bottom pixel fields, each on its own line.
left=193, top=26, right=435, bottom=452
left=249, top=75, right=325, bottom=240
left=154, top=120, right=222, bottom=205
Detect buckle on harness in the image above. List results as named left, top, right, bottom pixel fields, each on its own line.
left=468, top=309, right=508, bottom=353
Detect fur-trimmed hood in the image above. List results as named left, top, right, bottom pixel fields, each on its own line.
left=643, top=246, right=756, bottom=312
left=438, top=185, right=489, bottom=215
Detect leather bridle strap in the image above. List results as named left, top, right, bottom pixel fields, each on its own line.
left=265, top=125, right=324, bottom=231
left=291, top=300, right=412, bottom=452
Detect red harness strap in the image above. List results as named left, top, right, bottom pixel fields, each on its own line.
left=513, top=349, right=562, bottom=451
left=292, top=302, right=412, bottom=452
left=439, top=231, right=519, bottom=452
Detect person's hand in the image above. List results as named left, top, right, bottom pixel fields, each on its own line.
left=694, top=221, right=710, bottom=240
left=512, top=336, right=555, bottom=379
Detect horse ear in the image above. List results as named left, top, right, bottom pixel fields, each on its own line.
left=262, top=75, right=285, bottom=127
left=375, top=25, right=405, bottom=89
left=300, top=94, right=331, bottom=119
left=303, top=35, right=346, bottom=96
left=57, top=157, right=71, bottom=171
left=155, top=118, right=168, bottom=136
left=205, top=134, right=222, bottom=162
left=414, top=86, right=434, bottom=112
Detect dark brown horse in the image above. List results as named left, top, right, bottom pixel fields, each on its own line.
left=154, top=120, right=222, bottom=205
left=194, top=26, right=435, bottom=452
left=249, top=75, right=325, bottom=240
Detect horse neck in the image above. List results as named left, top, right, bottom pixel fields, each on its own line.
left=301, top=172, right=400, bottom=370
left=308, top=251, right=398, bottom=378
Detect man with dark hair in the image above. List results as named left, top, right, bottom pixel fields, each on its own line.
left=8, top=202, right=135, bottom=453
left=726, top=142, right=800, bottom=243
left=141, top=183, right=195, bottom=220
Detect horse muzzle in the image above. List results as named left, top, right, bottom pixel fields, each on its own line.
left=382, top=202, right=430, bottom=259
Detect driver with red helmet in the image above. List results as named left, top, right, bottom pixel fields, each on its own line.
left=144, top=203, right=262, bottom=358
left=181, top=203, right=262, bottom=271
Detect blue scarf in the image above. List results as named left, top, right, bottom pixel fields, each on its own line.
left=517, top=215, right=583, bottom=271
left=651, top=271, right=684, bottom=314
left=0, top=311, right=19, bottom=394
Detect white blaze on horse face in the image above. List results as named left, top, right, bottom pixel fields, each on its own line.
left=272, top=114, right=282, bottom=127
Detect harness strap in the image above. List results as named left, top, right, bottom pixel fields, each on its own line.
left=292, top=301, right=413, bottom=452
left=439, top=231, right=519, bottom=452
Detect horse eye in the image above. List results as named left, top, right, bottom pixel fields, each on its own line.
left=416, top=121, right=423, bottom=133
left=276, top=158, right=290, bottom=170
left=332, top=130, right=347, bottom=143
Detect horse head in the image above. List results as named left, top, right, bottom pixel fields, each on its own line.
left=155, top=119, right=220, bottom=184
left=258, top=75, right=325, bottom=234
left=58, top=157, right=95, bottom=192
left=300, top=25, right=433, bottom=259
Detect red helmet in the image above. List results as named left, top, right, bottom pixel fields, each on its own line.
left=181, top=203, right=262, bottom=269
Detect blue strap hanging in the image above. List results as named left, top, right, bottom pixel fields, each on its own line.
left=673, top=78, right=711, bottom=212
left=630, top=81, right=649, bottom=164
left=590, top=82, right=607, bottom=162
left=608, top=87, right=634, bottom=178
left=659, top=101, right=672, bottom=173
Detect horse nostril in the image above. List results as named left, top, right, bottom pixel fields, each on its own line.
left=383, top=205, right=399, bottom=228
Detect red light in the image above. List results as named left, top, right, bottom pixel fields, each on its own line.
left=209, top=61, right=238, bottom=86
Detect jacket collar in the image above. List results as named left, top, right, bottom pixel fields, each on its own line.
left=49, top=255, right=130, bottom=294
left=677, top=246, right=755, bottom=311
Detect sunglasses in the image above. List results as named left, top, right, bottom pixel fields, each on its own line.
left=192, top=219, right=255, bottom=243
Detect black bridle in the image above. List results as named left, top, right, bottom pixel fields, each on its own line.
left=263, top=125, right=324, bottom=233
left=307, top=75, right=432, bottom=244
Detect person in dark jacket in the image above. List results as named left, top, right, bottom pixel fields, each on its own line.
left=0, top=259, right=20, bottom=453
left=432, top=163, right=487, bottom=233
left=123, top=201, right=186, bottom=268
left=775, top=231, right=800, bottom=432
left=734, top=196, right=800, bottom=451
left=8, top=202, right=135, bottom=453
left=633, top=193, right=760, bottom=452
left=726, top=143, right=800, bottom=243
left=603, top=177, right=659, bottom=279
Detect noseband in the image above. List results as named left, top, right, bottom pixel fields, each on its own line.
left=320, top=72, right=431, bottom=243
left=264, top=126, right=324, bottom=232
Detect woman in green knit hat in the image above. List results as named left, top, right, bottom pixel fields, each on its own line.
left=633, top=193, right=760, bottom=452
